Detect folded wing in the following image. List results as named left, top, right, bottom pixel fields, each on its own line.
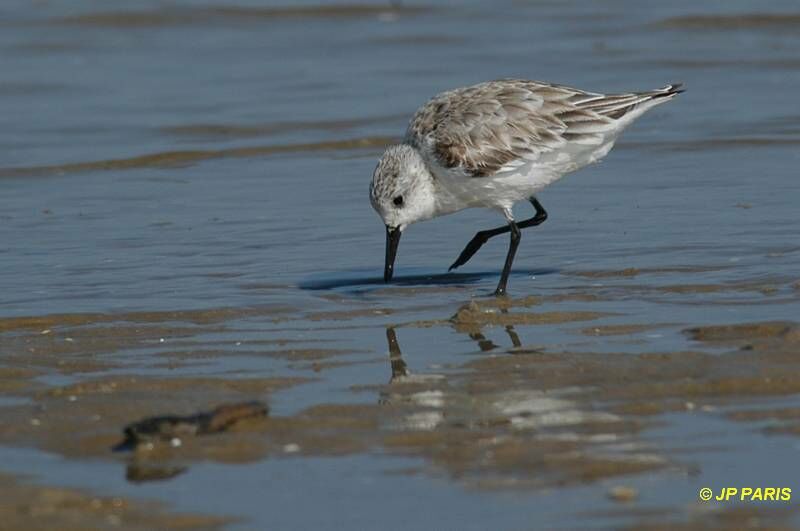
left=405, top=79, right=682, bottom=178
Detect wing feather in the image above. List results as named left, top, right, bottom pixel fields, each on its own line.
left=404, top=79, right=681, bottom=178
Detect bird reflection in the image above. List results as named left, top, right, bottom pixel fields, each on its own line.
left=383, top=312, right=526, bottom=386
left=378, top=328, right=639, bottom=453
left=379, top=327, right=444, bottom=411
left=379, top=319, right=524, bottom=407
left=453, top=308, right=524, bottom=352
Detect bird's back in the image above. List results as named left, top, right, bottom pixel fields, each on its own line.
left=405, top=79, right=682, bottom=185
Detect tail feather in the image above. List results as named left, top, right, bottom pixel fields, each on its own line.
left=649, top=83, right=685, bottom=99
left=578, top=83, right=684, bottom=120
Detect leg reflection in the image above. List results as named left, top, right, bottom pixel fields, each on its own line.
left=501, top=309, right=522, bottom=349
left=386, top=327, right=409, bottom=381
left=458, top=308, right=523, bottom=352
left=379, top=327, right=446, bottom=430
left=468, top=331, right=497, bottom=352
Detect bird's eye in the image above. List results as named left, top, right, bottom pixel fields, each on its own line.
left=393, top=196, right=404, bottom=207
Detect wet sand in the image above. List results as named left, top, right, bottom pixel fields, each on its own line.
left=0, top=472, right=227, bottom=531
left=2, top=272, right=800, bottom=528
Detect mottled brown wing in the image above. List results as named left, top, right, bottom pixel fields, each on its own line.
left=405, top=80, right=612, bottom=178
left=405, top=79, right=682, bottom=178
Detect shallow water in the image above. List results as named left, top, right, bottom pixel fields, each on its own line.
left=1, top=0, right=800, bottom=529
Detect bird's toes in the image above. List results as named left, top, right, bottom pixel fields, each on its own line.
left=450, top=254, right=472, bottom=270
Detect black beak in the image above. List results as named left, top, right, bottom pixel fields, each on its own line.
left=384, top=225, right=402, bottom=282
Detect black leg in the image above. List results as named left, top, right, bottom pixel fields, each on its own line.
left=494, top=221, right=521, bottom=296
left=449, top=197, right=547, bottom=271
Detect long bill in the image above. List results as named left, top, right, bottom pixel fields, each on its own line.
left=384, top=225, right=402, bottom=282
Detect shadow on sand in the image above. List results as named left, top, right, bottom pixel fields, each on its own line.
left=298, top=268, right=558, bottom=291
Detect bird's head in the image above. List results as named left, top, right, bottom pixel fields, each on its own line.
left=369, top=144, right=436, bottom=282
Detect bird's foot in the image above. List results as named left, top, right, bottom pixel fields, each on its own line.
left=448, top=232, right=489, bottom=271
left=493, top=287, right=508, bottom=297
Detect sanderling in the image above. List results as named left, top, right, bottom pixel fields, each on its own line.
left=370, top=79, right=683, bottom=295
